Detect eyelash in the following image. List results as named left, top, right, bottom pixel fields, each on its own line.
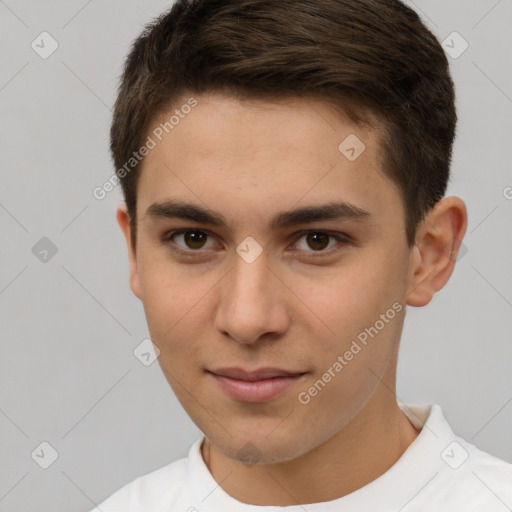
left=161, top=229, right=350, bottom=258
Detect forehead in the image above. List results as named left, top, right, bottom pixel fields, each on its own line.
left=137, top=93, right=401, bottom=229
left=150, top=93, right=381, bottom=161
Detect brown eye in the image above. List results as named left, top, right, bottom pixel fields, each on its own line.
left=292, top=231, right=349, bottom=256
left=183, top=230, right=208, bottom=249
left=305, top=232, right=330, bottom=251
left=164, top=229, right=215, bottom=253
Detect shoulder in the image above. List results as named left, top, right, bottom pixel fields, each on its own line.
left=419, top=439, right=512, bottom=511
left=89, top=449, right=191, bottom=512
left=465, top=443, right=512, bottom=500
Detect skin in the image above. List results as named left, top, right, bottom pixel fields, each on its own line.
left=117, top=92, right=467, bottom=505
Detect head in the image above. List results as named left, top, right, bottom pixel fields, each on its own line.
left=113, top=0, right=467, bottom=465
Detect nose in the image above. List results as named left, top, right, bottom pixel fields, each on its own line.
left=214, top=249, right=289, bottom=345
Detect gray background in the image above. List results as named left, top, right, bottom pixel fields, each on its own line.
left=0, top=1, right=511, bottom=511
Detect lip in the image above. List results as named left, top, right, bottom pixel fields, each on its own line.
left=207, top=367, right=307, bottom=403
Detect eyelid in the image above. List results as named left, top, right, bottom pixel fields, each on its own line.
left=289, top=230, right=351, bottom=256
left=162, top=228, right=351, bottom=256
left=161, top=228, right=219, bottom=256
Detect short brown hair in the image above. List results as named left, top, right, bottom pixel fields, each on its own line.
left=110, top=0, right=456, bottom=247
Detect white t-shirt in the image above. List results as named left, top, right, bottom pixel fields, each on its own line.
left=90, top=403, right=512, bottom=511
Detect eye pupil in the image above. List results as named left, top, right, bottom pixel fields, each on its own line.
left=307, top=232, right=329, bottom=251
left=185, top=231, right=207, bottom=249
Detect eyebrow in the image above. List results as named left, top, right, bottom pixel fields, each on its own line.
left=145, top=199, right=373, bottom=230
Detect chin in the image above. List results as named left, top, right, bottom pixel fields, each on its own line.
left=210, top=427, right=315, bottom=466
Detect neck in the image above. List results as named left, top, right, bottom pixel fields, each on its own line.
left=201, top=394, right=420, bottom=506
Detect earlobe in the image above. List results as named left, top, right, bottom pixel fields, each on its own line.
left=406, top=196, right=468, bottom=308
left=406, top=244, right=433, bottom=307
left=116, top=203, right=142, bottom=300
left=406, top=260, right=438, bottom=307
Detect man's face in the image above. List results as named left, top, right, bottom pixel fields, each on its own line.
left=122, top=93, right=415, bottom=464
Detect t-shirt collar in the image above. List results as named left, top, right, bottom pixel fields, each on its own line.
left=186, top=403, right=456, bottom=511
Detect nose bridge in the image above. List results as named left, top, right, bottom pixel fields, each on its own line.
left=215, top=246, right=286, bottom=344
left=228, top=247, right=272, bottom=310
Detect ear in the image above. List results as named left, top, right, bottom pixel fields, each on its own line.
left=406, top=196, right=468, bottom=307
left=116, top=203, right=142, bottom=300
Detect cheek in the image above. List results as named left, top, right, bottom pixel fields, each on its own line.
left=306, top=256, right=398, bottom=334
left=137, top=256, right=222, bottom=379
left=297, top=251, right=405, bottom=374
left=138, top=246, right=198, bottom=321
left=137, top=252, right=195, bottom=352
